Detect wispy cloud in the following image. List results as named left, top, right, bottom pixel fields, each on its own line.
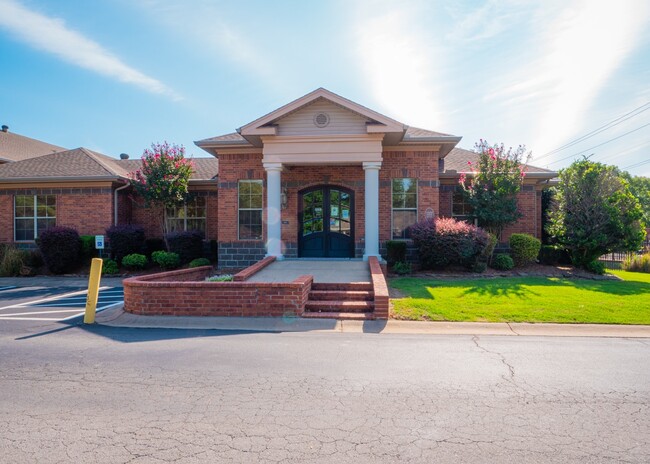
left=0, top=0, right=181, bottom=100
left=444, top=0, right=524, bottom=43
left=349, top=0, right=449, bottom=129
left=483, top=0, right=650, bottom=158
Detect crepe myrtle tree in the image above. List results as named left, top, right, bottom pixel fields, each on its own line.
left=547, top=158, right=645, bottom=271
left=459, top=140, right=530, bottom=240
left=129, top=142, right=194, bottom=249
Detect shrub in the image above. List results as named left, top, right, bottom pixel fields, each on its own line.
left=206, top=274, right=233, bottom=282
left=79, top=235, right=96, bottom=260
left=622, top=253, right=650, bottom=273
left=152, top=250, right=180, bottom=270
left=102, top=258, right=120, bottom=276
left=0, top=246, right=27, bottom=277
left=509, top=233, right=541, bottom=267
left=392, top=261, right=412, bottom=275
left=411, top=217, right=489, bottom=270
left=121, top=253, right=148, bottom=270
left=538, top=245, right=571, bottom=265
left=189, top=257, right=211, bottom=268
left=385, top=240, right=407, bottom=266
left=106, top=225, right=145, bottom=264
left=38, top=227, right=81, bottom=274
left=492, top=253, right=514, bottom=271
left=472, top=262, right=487, bottom=273
left=166, top=231, right=204, bottom=264
left=145, top=238, right=166, bottom=257
left=585, top=260, right=605, bottom=275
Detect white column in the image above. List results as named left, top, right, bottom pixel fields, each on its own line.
left=363, top=161, right=381, bottom=261
left=263, top=162, right=284, bottom=259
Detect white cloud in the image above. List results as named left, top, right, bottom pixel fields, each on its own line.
left=0, top=0, right=181, bottom=100
left=484, top=0, right=650, bottom=159
left=349, top=0, right=448, bottom=129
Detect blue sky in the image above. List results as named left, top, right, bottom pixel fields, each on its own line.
left=1, top=0, right=649, bottom=176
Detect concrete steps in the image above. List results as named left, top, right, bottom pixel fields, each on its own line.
left=304, top=282, right=375, bottom=317
left=301, top=311, right=375, bottom=320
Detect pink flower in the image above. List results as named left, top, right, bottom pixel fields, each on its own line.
left=488, top=148, right=495, bottom=156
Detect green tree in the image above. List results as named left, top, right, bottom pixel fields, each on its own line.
left=621, top=172, right=650, bottom=227
left=547, top=159, right=646, bottom=270
left=129, top=142, right=194, bottom=248
left=460, top=140, right=530, bottom=240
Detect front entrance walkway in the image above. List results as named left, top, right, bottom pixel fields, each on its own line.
left=246, top=259, right=371, bottom=283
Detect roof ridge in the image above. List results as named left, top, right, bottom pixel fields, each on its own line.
left=78, top=147, right=127, bottom=177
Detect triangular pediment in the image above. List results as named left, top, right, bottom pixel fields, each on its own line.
left=239, top=88, right=406, bottom=141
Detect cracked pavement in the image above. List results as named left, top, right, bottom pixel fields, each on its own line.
left=0, top=320, right=648, bottom=463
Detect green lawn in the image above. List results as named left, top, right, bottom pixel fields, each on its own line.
left=389, top=270, right=650, bottom=324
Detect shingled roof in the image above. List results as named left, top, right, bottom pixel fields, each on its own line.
left=0, top=128, right=67, bottom=162
left=443, top=147, right=555, bottom=175
left=0, top=148, right=219, bottom=182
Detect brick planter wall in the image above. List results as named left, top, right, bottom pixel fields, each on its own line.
left=123, top=265, right=313, bottom=317
left=369, top=256, right=389, bottom=319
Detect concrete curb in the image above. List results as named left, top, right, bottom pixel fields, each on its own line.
left=95, top=306, right=650, bottom=338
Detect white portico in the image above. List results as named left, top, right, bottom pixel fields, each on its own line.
left=238, top=88, right=406, bottom=261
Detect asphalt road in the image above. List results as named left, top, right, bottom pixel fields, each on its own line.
left=0, top=318, right=648, bottom=463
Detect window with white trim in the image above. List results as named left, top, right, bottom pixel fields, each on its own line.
left=166, top=196, right=206, bottom=234
left=238, top=180, right=263, bottom=240
left=452, top=187, right=474, bottom=221
left=14, top=195, right=56, bottom=241
left=391, top=178, right=417, bottom=239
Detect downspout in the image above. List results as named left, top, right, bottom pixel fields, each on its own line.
left=114, top=180, right=130, bottom=226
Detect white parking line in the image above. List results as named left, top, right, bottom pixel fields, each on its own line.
left=0, top=286, right=18, bottom=292
left=0, top=287, right=110, bottom=311
left=0, top=309, right=84, bottom=317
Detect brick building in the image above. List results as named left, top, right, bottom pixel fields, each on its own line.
left=195, top=88, right=556, bottom=267
left=0, top=89, right=556, bottom=268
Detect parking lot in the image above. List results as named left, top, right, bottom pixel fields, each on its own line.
left=0, top=284, right=124, bottom=322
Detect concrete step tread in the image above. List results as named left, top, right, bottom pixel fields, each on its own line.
left=301, top=311, right=375, bottom=320
left=308, top=290, right=374, bottom=301
left=311, top=282, right=373, bottom=291
left=305, top=300, right=374, bottom=313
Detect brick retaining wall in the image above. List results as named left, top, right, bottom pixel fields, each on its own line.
left=123, top=265, right=313, bottom=317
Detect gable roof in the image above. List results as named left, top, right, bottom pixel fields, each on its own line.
left=0, top=147, right=220, bottom=184
left=196, top=88, right=462, bottom=153
left=443, top=147, right=556, bottom=177
left=0, top=128, right=67, bottom=163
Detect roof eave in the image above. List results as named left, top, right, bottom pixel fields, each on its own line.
left=0, top=175, right=127, bottom=183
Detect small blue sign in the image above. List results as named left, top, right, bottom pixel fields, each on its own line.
left=95, top=235, right=105, bottom=250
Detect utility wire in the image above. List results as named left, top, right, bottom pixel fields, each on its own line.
left=533, top=102, right=650, bottom=162
left=546, top=123, right=650, bottom=166
left=621, top=158, right=650, bottom=170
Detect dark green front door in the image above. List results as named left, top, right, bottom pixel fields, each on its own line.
left=299, top=186, right=354, bottom=258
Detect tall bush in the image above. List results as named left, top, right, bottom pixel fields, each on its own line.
left=548, top=159, right=645, bottom=270
left=411, top=217, right=489, bottom=270
left=38, top=226, right=81, bottom=274
left=106, top=225, right=145, bottom=264
left=166, top=230, right=204, bottom=264
left=384, top=240, right=407, bottom=266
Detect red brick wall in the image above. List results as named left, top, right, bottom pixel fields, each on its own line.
left=0, top=187, right=114, bottom=243
left=123, top=266, right=313, bottom=317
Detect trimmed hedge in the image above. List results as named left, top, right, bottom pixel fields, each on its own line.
left=106, top=225, right=145, bottom=264
left=152, top=251, right=180, bottom=270
left=411, top=218, right=489, bottom=270
left=80, top=235, right=96, bottom=260
left=38, top=227, right=81, bottom=274
left=166, top=231, right=204, bottom=264
left=102, top=258, right=120, bottom=276
left=189, top=257, right=211, bottom=268
left=492, top=253, right=514, bottom=271
left=145, top=238, right=166, bottom=258
left=509, top=233, right=541, bottom=267
left=385, top=240, right=407, bottom=266
left=122, top=253, right=148, bottom=270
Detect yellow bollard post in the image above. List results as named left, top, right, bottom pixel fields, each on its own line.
left=84, top=258, right=103, bottom=324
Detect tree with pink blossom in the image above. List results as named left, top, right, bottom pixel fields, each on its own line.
left=129, top=142, right=194, bottom=248
left=459, top=140, right=530, bottom=240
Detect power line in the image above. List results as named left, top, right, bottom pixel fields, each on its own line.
left=546, top=123, right=650, bottom=166
left=621, top=159, right=650, bottom=171
left=533, top=101, right=650, bottom=162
